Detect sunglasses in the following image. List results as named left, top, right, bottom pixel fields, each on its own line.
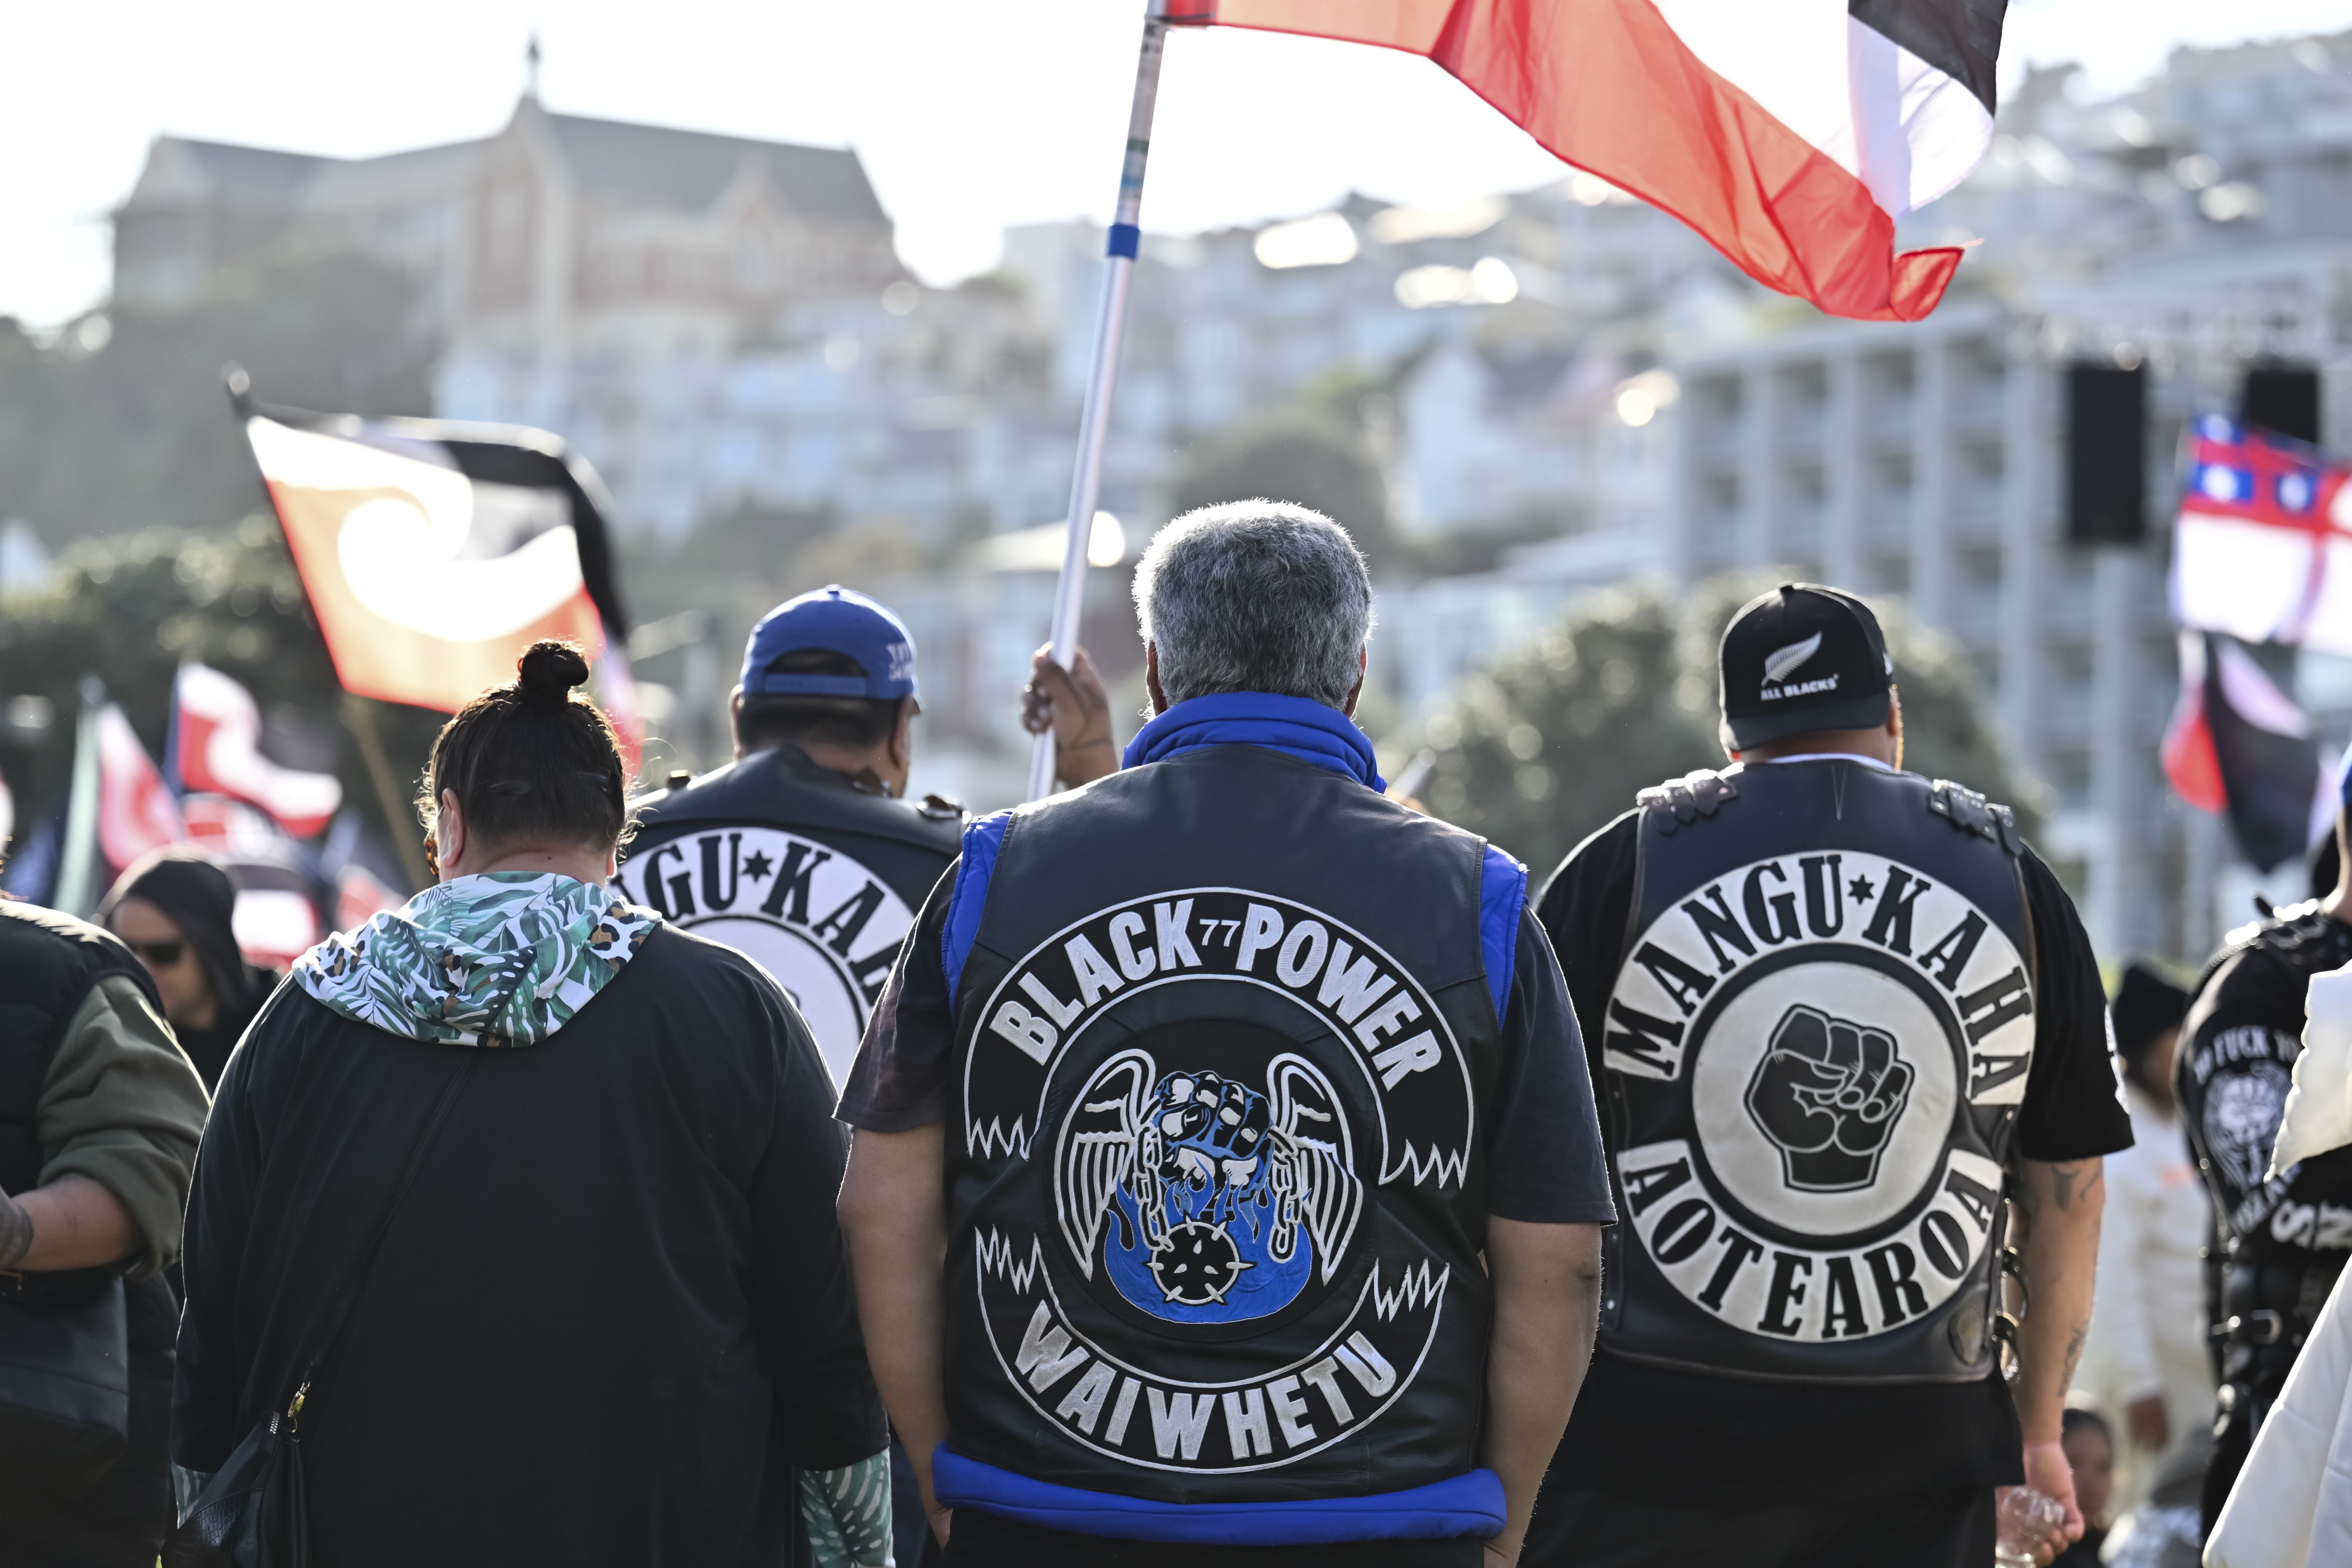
left=128, top=941, right=187, bottom=967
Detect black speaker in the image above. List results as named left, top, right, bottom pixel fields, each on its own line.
left=2067, top=362, right=2146, bottom=545
left=2242, top=363, right=2321, bottom=446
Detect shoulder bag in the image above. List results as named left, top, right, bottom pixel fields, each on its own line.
left=0, top=1269, right=129, bottom=1490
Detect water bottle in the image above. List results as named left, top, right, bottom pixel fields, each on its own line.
left=1994, top=1487, right=2066, bottom=1567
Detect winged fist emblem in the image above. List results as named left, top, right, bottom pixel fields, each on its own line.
left=1055, top=1049, right=1364, bottom=1323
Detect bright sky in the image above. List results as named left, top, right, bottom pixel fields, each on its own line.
left=3, top=0, right=2347, bottom=327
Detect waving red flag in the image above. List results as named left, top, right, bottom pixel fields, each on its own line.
left=96, top=704, right=184, bottom=871
left=1185, top=0, right=2001, bottom=322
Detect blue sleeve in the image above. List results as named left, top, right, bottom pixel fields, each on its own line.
left=1483, top=910, right=1617, bottom=1226
left=1479, top=843, right=1527, bottom=1029
left=942, top=811, right=1011, bottom=1005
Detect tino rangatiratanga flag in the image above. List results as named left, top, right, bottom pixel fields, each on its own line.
left=239, top=399, right=634, bottom=721
left=2172, top=415, right=2352, bottom=658
left=1179, top=0, right=2003, bottom=322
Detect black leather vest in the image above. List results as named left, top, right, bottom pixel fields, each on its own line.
left=617, top=744, right=959, bottom=1085
left=1599, top=760, right=2034, bottom=1383
left=2179, top=905, right=2352, bottom=1270
left=0, top=901, right=164, bottom=1194
left=944, top=746, right=1502, bottom=1501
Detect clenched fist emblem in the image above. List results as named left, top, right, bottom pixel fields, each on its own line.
left=1150, top=1072, right=1273, bottom=1193
left=1744, top=1005, right=1915, bottom=1192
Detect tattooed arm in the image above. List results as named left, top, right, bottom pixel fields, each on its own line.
left=2011, top=1155, right=2106, bottom=1544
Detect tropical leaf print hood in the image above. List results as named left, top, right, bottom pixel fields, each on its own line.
left=294, top=872, right=660, bottom=1048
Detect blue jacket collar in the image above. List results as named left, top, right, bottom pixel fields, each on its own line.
left=1121, top=692, right=1384, bottom=791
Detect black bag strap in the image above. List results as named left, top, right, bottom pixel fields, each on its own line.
left=277, top=1053, right=478, bottom=1431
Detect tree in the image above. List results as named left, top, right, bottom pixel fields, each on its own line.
left=0, top=251, right=433, bottom=549
left=0, top=517, right=443, bottom=874
left=1166, top=410, right=1397, bottom=567
left=1410, top=572, right=2045, bottom=882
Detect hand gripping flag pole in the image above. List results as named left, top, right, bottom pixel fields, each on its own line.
left=1028, top=1, right=1175, bottom=802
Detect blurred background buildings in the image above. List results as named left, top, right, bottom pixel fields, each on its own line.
left=9, top=24, right=2352, bottom=962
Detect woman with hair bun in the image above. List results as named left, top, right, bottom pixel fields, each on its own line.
left=173, top=642, right=892, bottom=1568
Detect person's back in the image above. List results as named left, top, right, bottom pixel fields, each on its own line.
left=619, top=586, right=961, bottom=1088
left=1526, top=584, right=2133, bottom=1568
left=174, top=643, right=888, bottom=1568
left=2175, top=855, right=2352, bottom=1533
left=940, top=738, right=1511, bottom=1506
left=838, top=503, right=1612, bottom=1567
left=178, top=917, right=871, bottom=1562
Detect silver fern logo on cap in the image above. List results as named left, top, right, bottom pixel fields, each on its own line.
left=1763, top=632, right=1824, bottom=685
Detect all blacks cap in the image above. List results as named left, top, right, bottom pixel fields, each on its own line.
left=739, top=585, right=919, bottom=701
left=1719, top=583, right=1893, bottom=750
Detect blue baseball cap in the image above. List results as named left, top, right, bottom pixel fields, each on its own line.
left=739, top=585, right=918, bottom=700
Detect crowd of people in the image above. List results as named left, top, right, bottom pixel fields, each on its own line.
left=8, top=498, right=2352, bottom=1567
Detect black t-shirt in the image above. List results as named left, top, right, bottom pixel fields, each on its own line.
left=1532, top=796, right=2134, bottom=1509
left=838, top=863, right=1618, bottom=1228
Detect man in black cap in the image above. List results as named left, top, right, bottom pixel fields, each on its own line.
left=2175, top=750, right=2352, bottom=1536
left=1522, top=583, right=2131, bottom=1568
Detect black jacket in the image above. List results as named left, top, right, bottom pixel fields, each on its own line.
left=175, top=926, right=885, bottom=1568
left=0, top=901, right=177, bottom=1568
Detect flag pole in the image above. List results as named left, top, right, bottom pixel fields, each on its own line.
left=1028, top=0, right=1175, bottom=802
left=52, top=678, right=104, bottom=917
left=344, top=693, right=431, bottom=892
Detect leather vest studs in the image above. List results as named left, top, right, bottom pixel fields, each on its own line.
left=1601, top=760, right=2034, bottom=1382
left=944, top=748, right=1501, bottom=1499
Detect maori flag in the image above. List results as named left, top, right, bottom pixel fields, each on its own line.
left=169, top=661, right=342, bottom=838
left=2172, top=415, right=2352, bottom=658
left=2162, top=632, right=2332, bottom=873
left=1182, top=0, right=2004, bottom=321
left=236, top=391, right=635, bottom=723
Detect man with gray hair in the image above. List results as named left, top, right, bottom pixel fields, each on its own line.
left=837, top=500, right=1614, bottom=1567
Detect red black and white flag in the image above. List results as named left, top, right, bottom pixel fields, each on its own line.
left=1182, top=0, right=2002, bottom=321
left=2163, top=632, right=2334, bottom=872
left=168, top=661, right=343, bottom=839
left=236, top=394, right=638, bottom=739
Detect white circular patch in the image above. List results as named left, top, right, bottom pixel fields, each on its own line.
left=614, top=824, right=914, bottom=1089
left=1605, top=847, right=2033, bottom=1341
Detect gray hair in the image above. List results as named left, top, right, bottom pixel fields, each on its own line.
left=1132, top=500, right=1373, bottom=708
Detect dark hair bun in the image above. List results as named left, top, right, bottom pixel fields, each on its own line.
left=517, top=640, right=591, bottom=706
